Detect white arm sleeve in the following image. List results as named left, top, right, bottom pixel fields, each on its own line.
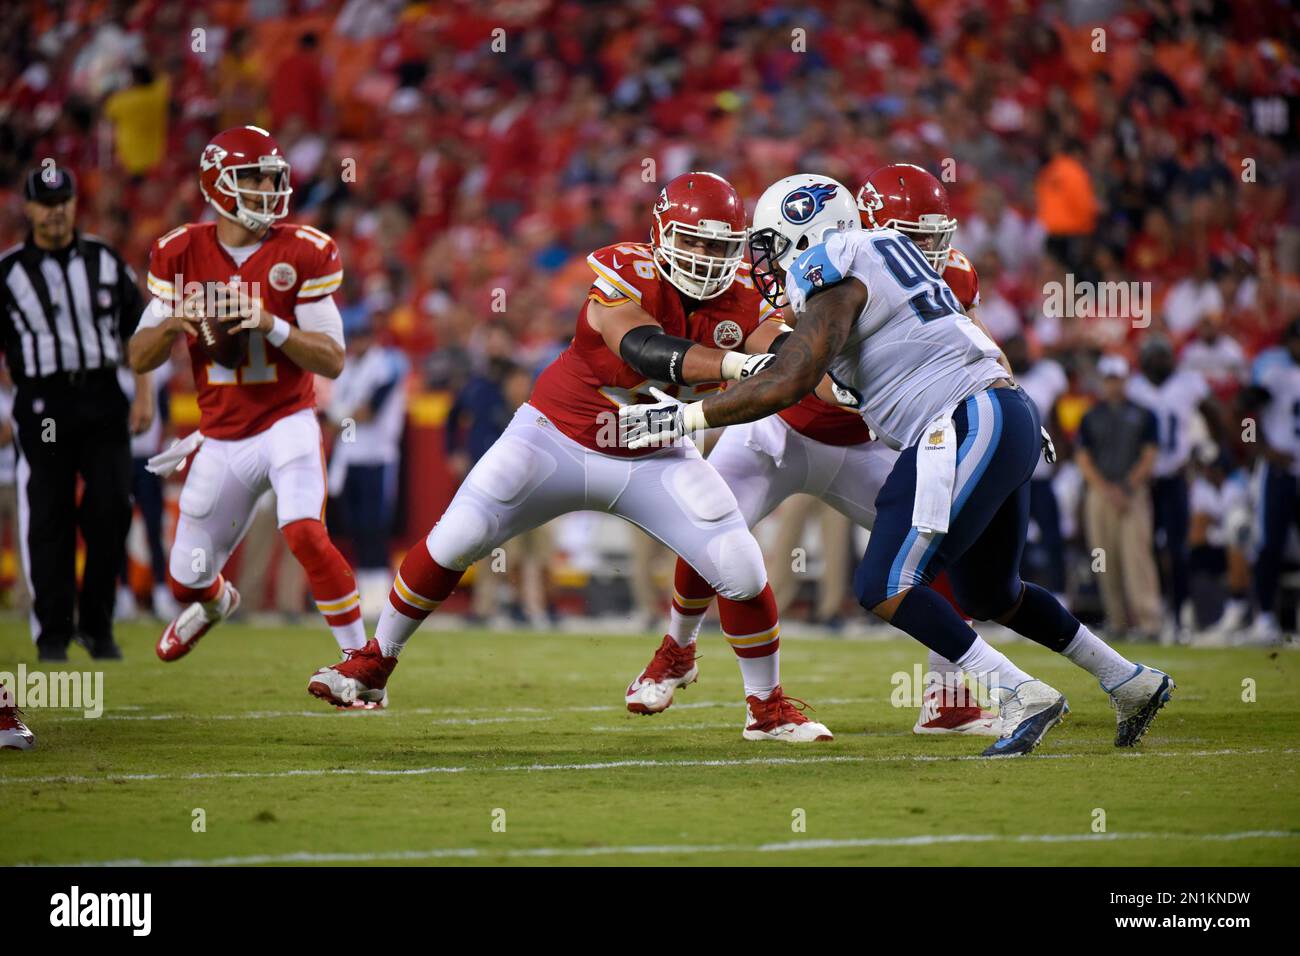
left=135, top=297, right=173, bottom=331
left=294, top=296, right=345, bottom=349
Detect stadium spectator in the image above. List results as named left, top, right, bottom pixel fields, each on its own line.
left=1076, top=355, right=1163, bottom=639
left=1035, top=138, right=1098, bottom=274
left=102, top=64, right=170, bottom=176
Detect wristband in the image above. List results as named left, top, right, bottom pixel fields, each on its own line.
left=681, top=401, right=710, bottom=433
left=719, top=351, right=745, bottom=381
left=266, top=316, right=291, bottom=348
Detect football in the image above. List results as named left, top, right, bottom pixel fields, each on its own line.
left=196, top=310, right=249, bottom=369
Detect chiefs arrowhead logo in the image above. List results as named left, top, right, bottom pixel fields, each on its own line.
left=857, top=182, right=884, bottom=226
left=653, top=189, right=672, bottom=215
left=200, top=145, right=228, bottom=171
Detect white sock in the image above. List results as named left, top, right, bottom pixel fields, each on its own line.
left=375, top=603, right=427, bottom=658
left=1062, top=624, right=1136, bottom=689
left=668, top=606, right=706, bottom=647
left=956, top=636, right=1034, bottom=691
left=331, top=619, right=367, bottom=653
left=927, top=646, right=965, bottom=706
left=201, top=579, right=232, bottom=622
left=736, top=649, right=779, bottom=700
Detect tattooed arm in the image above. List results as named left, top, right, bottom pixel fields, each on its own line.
left=699, top=279, right=867, bottom=427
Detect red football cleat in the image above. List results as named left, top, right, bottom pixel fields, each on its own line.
left=742, top=685, right=833, bottom=742
left=625, top=635, right=699, bottom=714
left=913, top=680, right=1000, bottom=736
left=308, top=639, right=396, bottom=707
left=1, top=701, right=35, bottom=750
left=156, top=581, right=240, bottom=662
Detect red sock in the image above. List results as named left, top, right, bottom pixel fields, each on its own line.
left=282, top=519, right=365, bottom=650
left=668, top=559, right=715, bottom=646
left=718, top=584, right=781, bottom=699
left=388, top=538, right=464, bottom=621
left=171, top=575, right=223, bottom=605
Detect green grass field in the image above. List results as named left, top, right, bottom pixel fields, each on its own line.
left=2, top=618, right=1298, bottom=866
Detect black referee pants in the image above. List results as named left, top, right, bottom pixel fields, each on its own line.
left=12, top=370, right=132, bottom=650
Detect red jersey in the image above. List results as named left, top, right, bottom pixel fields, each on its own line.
left=147, top=221, right=343, bottom=440
left=778, top=245, right=982, bottom=446
left=530, top=242, right=780, bottom=458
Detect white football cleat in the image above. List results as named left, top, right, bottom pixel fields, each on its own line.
left=913, top=682, right=1000, bottom=736
left=156, top=581, right=240, bottom=662
left=981, top=680, right=1067, bottom=757
left=626, top=635, right=698, bottom=714
left=1105, top=664, right=1174, bottom=747
left=742, top=685, right=833, bottom=742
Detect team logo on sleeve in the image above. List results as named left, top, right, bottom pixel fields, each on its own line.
left=269, top=262, right=298, bottom=291
left=781, top=183, right=840, bottom=225
left=805, top=264, right=825, bottom=287
left=713, top=320, right=743, bottom=348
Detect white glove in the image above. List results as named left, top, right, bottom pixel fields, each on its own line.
left=146, top=430, right=206, bottom=477
left=720, top=351, right=776, bottom=381
left=1040, top=426, right=1057, bottom=464
left=618, top=387, right=709, bottom=450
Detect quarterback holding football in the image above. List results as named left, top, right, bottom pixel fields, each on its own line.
left=128, top=125, right=370, bottom=688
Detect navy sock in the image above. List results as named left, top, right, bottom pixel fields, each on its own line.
left=1000, top=582, right=1080, bottom=652
left=889, top=586, right=978, bottom=662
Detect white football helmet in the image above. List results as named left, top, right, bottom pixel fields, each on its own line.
left=749, top=174, right=860, bottom=309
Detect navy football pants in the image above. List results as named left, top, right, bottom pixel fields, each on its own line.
left=854, top=386, right=1042, bottom=620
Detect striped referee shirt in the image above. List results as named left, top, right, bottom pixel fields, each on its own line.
left=0, top=232, right=144, bottom=385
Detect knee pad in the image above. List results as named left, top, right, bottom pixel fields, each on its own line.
left=169, top=530, right=218, bottom=591
left=667, top=460, right=740, bottom=525
left=468, top=436, right=554, bottom=503
left=853, top=559, right=888, bottom=611
left=710, top=529, right=767, bottom=601
left=426, top=501, right=496, bottom=572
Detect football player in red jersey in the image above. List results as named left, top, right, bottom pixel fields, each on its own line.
left=128, top=126, right=370, bottom=689
left=626, top=166, right=1005, bottom=737
left=308, top=172, right=833, bottom=742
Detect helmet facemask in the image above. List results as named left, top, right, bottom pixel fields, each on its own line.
left=889, top=214, right=957, bottom=270
left=214, top=157, right=292, bottom=232
left=653, top=217, right=746, bottom=301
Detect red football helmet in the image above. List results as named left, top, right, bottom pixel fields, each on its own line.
left=650, top=172, right=747, bottom=300
left=198, top=125, right=292, bottom=232
left=856, top=164, right=957, bottom=269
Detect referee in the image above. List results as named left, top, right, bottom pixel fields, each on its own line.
left=0, top=168, right=153, bottom=661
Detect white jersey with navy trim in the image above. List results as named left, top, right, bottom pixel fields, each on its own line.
left=1126, top=369, right=1209, bottom=477
left=1253, top=349, right=1300, bottom=474
left=784, top=227, right=1006, bottom=450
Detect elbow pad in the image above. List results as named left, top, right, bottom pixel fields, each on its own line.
left=619, top=324, right=696, bottom=384
left=768, top=330, right=792, bottom=353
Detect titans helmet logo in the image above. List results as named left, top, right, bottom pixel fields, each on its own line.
left=781, top=183, right=839, bottom=225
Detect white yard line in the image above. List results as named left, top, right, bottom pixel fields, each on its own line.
left=32, top=829, right=1300, bottom=867
left=3, top=748, right=1294, bottom=788
left=37, top=696, right=877, bottom=723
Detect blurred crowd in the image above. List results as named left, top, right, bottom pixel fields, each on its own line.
left=1, top=0, right=1298, bottom=637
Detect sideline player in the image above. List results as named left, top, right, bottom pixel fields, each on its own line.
left=628, top=167, right=999, bottom=737
left=308, top=172, right=832, bottom=742
left=128, top=126, right=368, bottom=684
left=620, top=191, right=1175, bottom=756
